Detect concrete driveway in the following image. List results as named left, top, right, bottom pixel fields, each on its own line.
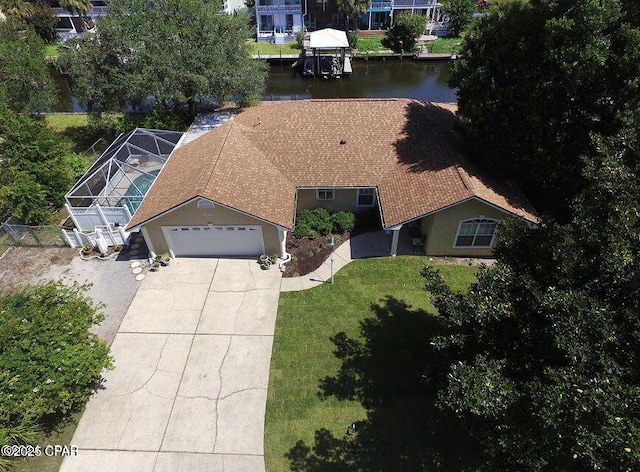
left=61, top=258, right=282, bottom=472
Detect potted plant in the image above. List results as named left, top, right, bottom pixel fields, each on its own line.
left=259, top=254, right=277, bottom=270
left=81, top=243, right=94, bottom=256
left=150, top=261, right=161, bottom=271
left=259, top=258, right=272, bottom=270
left=161, top=256, right=170, bottom=266
left=259, top=254, right=278, bottom=270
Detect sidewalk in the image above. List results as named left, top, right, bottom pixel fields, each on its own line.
left=280, top=231, right=393, bottom=292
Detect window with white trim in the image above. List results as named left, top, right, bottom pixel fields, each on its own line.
left=316, top=189, right=334, bottom=200
left=357, top=188, right=375, bottom=207
left=454, top=218, right=498, bottom=248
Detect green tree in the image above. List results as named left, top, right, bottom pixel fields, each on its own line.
left=59, top=0, right=92, bottom=31
left=28, top=0, right=59, bottom=43
left=59, top=0, right=266, bottom=115
left=385, top=12, right=425, bottom=52
left=450, top=0, right=640, bottom=217
left=422, top=131, right=640, bottom=470
left=442, top=0, right=476, bottom=36
left=0, top=0, right=34, bottom=22
left=335, top=0, right=371, bottom=31
left=0, top=99, right=85, bottom=224
left=0, top=19, right=56, bottom=112
left=0, top=282, right=112, bottom=468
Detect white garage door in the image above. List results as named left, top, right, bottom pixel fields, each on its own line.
left=163, top=225, right=265, bottom=257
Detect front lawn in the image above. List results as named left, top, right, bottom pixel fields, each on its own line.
left=266, top=257, right=481, bottom=471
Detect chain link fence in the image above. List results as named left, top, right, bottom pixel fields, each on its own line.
left=0, top=217, right=67, bottom=260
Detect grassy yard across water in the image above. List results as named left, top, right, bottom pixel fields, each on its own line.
left=266, top=257, right=481, bottom=471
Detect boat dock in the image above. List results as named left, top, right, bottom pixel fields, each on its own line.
left=414, top=52, right=455, bottom=60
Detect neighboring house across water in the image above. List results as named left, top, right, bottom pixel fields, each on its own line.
left=125, top=99, right=538, bottom=260
left=256, top=0, right=448, bottom=40
left=49, top=0, right=248, bottom=41
left=255, top=0, right=305, bottom=42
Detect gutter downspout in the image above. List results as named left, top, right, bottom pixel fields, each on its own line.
left=277, top=227, right=292, bottom=270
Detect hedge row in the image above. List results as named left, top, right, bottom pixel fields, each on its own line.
left=293, top=208, right=355, bottom=240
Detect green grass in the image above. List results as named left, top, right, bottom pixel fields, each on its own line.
left=12, top=412, right=82, bottom=472
left=266, top=257, right=478, bottom=471
left=248, top=40, right=302, bottom=56
left=45, top=113, right=122, bottom=155
left=45, top=114, right=89, bottom=132
left=354, top=36, right=463, bottom=56
left=355, top=37, right=393, bottom=54
left=425, top=37, right=463, bottom=54
left=44, top=44, right=60, bottom=58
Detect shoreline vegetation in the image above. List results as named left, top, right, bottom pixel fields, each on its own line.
left=250, top=36, right=461, bottom=58
left=45, top=37, right=461, bottom=60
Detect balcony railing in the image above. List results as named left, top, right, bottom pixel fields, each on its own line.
left=369, top=1, right=392, bottom=10
left=51, top=6, right=108, bottom=16
left=256, top=2, right=302, bottom=12
left=392, top=0, right=436, bottom=7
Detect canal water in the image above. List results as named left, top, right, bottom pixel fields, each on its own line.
left=52, top=59, right=455, bottom=112
left=265, top=59, right=456, bottom=102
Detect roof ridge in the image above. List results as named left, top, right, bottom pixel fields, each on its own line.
left=308, top=98, right=400, bottom=102
left=203, top=119, right=235, bottom=195
left=453, top=161, right=474, bottom=197
left=233, top=122, right=295, bottom=186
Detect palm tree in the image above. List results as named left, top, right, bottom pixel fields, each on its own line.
left=59, top=0, right=93, bottom=31
left=335, top=0, right=371, bottom=32
left=0, top=0, right=35, bottom=22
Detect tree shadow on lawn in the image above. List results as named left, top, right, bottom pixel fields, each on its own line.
left=286, top=296, right=482, bottom=472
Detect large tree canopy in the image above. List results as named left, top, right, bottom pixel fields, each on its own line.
left=423, top=130, right=640, bottom=470
left=442, top=0, right=476, bottom=36
left=0, top=97, right=85, bottom=224
left=385, top=12, right=425, bottom=52
left=59, top=0, right=266, bottom=114
left=0, top=19, right=56, bottom=112
left=450, top=0, right=640, bottom=217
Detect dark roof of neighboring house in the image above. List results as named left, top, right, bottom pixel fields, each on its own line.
left=127, top=99, right=538, bottom=230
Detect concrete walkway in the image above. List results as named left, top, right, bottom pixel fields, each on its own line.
left=61, top=258, right=281, bottom=472
left=281, top=231, right=396, bottom=292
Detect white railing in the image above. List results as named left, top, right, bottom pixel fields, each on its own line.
left=369, top=1, right=392, bottom=10
left=63, top=225, right=130, bottom=249
left=393, top=0, right=436, bottom=7
left=51, top=6, right=108, bottom=16
left=256, top=3, right=302, bottom=12
left=66, top=203, right=132, bottom=232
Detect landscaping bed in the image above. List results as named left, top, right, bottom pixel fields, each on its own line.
left=284, top=232, right=350, bottom=278
left=283, top=208, right=376, bottom=278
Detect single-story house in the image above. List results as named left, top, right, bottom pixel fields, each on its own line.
left=126, top=99, right=538, bottom=259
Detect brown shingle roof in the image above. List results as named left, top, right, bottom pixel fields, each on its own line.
left=128, top=99, right=538, bottom=230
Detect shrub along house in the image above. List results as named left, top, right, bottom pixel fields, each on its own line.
left=126, top=99, right=538, bottom=260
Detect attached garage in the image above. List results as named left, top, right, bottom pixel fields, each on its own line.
left=162, top=225, right=265, bottom=257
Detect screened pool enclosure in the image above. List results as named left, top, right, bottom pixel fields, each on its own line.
left=65, top=128, right=183, bottom=232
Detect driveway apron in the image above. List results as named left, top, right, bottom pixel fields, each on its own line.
left=61, top=258, right=282, bottom=472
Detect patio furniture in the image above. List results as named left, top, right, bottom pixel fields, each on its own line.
left=409, top=225, right=424, bottom=253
